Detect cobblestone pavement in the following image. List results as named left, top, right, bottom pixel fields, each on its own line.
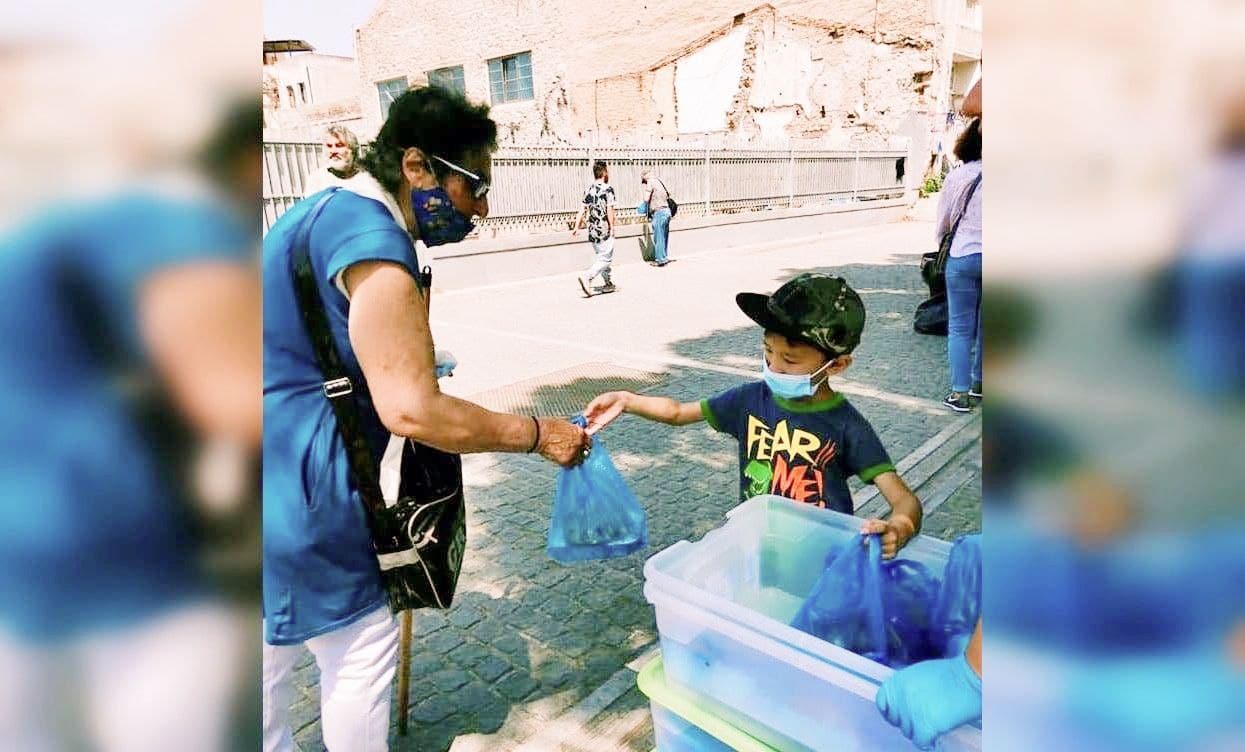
left=283, top=215, right=982, bottom=751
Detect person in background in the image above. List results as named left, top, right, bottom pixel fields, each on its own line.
left=305, top=125, right=361, bottom=193
left=571, top=160, right=617, bottom=297
left=962, top=78, right=981, bottom=119
left=937, top=117, right=983, bottom=412
left=640, top=169, right=673, bottom=267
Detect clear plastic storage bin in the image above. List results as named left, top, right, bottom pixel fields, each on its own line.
left=643, top=495, right=981, bottom=752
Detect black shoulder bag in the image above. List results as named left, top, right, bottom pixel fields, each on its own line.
left=658, top=179, right=679, bottom=217
left=289, top=188, right=466, bottom=613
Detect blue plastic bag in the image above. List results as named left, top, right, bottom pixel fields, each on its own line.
left=791, top=535, right=889, bottom=662
left=547, top=416, right=648, bottom=564
left=636, top=201, right=649, bottom=217
left=879, top=556, right=943, bottom=666
left=790, top=534, right=941, bottom=668
left=931, top=533, right=982, bottom=657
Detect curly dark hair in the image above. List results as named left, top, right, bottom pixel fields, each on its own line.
left=357, top=86, right=498, bottom=197
left=954, top=117, right=982, bottom=163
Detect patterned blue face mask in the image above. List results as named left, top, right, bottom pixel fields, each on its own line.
left=410, top=186, right=475, bottom=246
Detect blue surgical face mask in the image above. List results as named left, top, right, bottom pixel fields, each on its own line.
left=762, top=356, right=833, bottom=399
left=411, top=185, right=475, bottom=246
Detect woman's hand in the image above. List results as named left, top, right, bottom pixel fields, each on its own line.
left=583, top=391, right=631, bottom=435
left=536, top=418, right=591, bottom=467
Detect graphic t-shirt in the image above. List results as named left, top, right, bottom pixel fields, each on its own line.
left=701, top=382, right=895, bottom=513
left=582, top=181, right=616, bottom=243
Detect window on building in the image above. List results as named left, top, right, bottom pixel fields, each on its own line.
left=487, top=52, right=534, bottom=104
left=298, top=82, right=307, bottom=103
left=286, top=85, right=296, bottom=108
left=377, top=77, right=409, bottom=119
left=427, top=66, right=466, bottom=96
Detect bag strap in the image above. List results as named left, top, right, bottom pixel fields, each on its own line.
left=947, top=172, right=981, bottom=244
left=658, top=178, right=674, bottom=201
left=288, top=187, right=405, bottom=522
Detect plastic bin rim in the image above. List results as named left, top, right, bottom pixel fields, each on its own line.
left=725, top=496, right=955, bottom=559
left=642, top=495, right=957, bottom=682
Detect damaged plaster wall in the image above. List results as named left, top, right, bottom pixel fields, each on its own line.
left=674, top=25, right=749, bottom=134
left=651, top=66, right=678, bottom=137
left=354, top=0, right=959, bottom=148
left=716, top=10, right=942, bottom=147
left=578, top=74, right=657, bottom=142
left=632, top=5, right=941, bottom=148
left=745, top=11, right=818, bottom=141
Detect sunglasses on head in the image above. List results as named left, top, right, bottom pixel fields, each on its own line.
left=429, top=155, right=490, bottom=199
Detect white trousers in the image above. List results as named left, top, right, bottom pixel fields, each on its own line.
left=0, top=602, right=245, bottom=752
left=585, top=235, right=615, bottom=283
left=263, top=606, right=399, bottom=752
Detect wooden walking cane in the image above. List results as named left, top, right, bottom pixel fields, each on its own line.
left=396, top=264, right=434, bottom=736
left=397, top=609, right=412, bottom=734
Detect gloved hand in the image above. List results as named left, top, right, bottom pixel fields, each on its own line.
left=875, top=652, right=981, bottom=750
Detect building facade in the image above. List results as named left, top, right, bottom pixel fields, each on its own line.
left=352, top=0, right=980, bottom=153
left=263, top=40, right=365, bottom=141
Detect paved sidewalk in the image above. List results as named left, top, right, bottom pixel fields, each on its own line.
left=284, top=213, right=981, bottom=751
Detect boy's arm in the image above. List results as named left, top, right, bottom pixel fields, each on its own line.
left=861, top=471, right=923, bottom=559
left=571, top=206, right=587, bottom=233
left=607, top=205, right=616, bottom=236
left=583, top=390, right=703, bottom=434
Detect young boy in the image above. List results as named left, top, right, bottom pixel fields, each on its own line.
left=571, top=160, right=617, bottom=297
left=584, top=273, right=922, bottom=558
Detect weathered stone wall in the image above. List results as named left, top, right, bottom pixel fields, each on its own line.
left=353, top=0, right=965, bottom=149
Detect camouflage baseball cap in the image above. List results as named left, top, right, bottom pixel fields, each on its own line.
left=736, top=273, right=866, bottom=356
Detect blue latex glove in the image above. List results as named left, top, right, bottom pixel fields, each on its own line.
left=875, top=652, right=981, bottom=750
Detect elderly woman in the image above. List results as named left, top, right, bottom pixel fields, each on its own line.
left=262, top=87, right=589, bottom=752
left=640, top=169, right=673, bottom=266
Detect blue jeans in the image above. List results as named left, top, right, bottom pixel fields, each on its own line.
left=945, top=253, right=982, bottom=393
left=651, top=208, right=671, bottom=263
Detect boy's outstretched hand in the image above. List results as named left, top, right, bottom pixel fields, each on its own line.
left=861, top=515, right=917, bottom=559
left=584, top=391, right=631, bottom=435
